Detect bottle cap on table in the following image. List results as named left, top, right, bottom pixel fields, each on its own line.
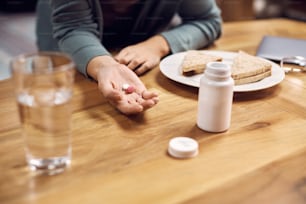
left=168, top=137, right=199, bottom=159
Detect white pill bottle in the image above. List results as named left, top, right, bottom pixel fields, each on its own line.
left=197, top=62, right=234, bottom=132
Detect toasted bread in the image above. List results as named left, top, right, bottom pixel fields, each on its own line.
left=181, top=50, right=222, bottom=76
left=231, top=51, right=272, bottom=85
left=234, top=70, right=272, bottom=85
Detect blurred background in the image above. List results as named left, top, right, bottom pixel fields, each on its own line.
left=218, top=0, right=306, bottom=21
left=0, top=0, right=305, bottom=80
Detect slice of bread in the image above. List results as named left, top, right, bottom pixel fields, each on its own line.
left=231, top=51, right=272, bottom=85
left=181, top=50, right=222, bottom=76
left=234, top=70, right=272, bottom=85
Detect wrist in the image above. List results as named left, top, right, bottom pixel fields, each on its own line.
left=87, top=55, right=118, bottom=81
left=146, top=35, right=170, bottom=58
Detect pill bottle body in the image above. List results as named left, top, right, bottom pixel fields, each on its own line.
left=197, top=62, right=234, bottom=132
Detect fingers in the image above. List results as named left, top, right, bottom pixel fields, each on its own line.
left=104, top=87, right=159, bottom=115
left=109, top=100, right=144, bottom=115
left=108, top=92, right=144, bottom=115
left=134, top=61, right=155, bottom=75
left=116, top=53, right=146, bottom=73
left=115, top=52, right=133, bottom=65
left=115, top=52, right=158, bottom=75
left=142, top=90, right=159, bottom=101
left=140, top=90, right=159, bottom=110
left=127, top=59, right=156, bottom=75
left=127, top=58, right=146, bottom=71
left=121, top=91, right=159, bottom=114
left=116, top=101, right=144, bottom=115
left=94, top=58, right=159, bottom=115
left=140, top=99, right=157, bottom=111
left=98, top=79, right=143, bottom=115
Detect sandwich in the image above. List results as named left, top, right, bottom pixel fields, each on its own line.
left=181, top=50, right=222, bottom=76
left=231, top=51, right=272, bottom=85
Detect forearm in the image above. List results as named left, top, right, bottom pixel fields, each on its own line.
left=57, top=33, right=110, bottom=77
left=161, top=21, right=221, bottom=53
left=50, top=0, right=109, bottom=77
left=161, top=0, right=222, bottom=53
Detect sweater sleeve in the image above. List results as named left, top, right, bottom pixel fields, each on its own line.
left=160, top=0, right=222, bottom=53
left=50, top=0, right=110, bottom=77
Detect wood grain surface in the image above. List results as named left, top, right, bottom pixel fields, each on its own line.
left=0, top=18, right=306, bottom=204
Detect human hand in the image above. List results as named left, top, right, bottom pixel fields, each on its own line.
left=115, top=35, right=170, bottom=75
left=87, top=56, right=159, bottom=115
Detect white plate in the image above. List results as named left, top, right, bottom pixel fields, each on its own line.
left=159, top=50, right=285, bottom=92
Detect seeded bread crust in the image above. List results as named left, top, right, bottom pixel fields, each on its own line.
left=231, top=51, right=272, bottom=84
left=181, top=50, right=222, bottom=76
left=234, top=70, right=272, bottom=85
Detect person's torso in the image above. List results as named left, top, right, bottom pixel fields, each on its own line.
left=101, top=0, right=140, bottom=28
left=100, top=0, right=181, bottom=47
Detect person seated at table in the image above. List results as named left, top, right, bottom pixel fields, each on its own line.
left=36, top=0, right=222, bottom=115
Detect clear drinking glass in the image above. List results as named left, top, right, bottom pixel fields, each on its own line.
left=10, top=52, right=75, bottom=175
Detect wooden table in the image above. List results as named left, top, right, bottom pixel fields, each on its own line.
left=1, top=18, right=306, bottom=204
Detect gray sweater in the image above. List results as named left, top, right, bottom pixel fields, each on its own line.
left=36, top=0, right=222, bottom=77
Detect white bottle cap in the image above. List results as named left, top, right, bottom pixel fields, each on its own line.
left=168, top=137, right=199, bottom=159
left=205, top=62, right=231, bottom=79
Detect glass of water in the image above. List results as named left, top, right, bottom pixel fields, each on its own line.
left=10, top=52, right=75, bottom=175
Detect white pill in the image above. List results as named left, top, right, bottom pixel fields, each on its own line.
left=122, top=83, right=130, bottom=91
left=168, top=137, right=199, bottom=159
